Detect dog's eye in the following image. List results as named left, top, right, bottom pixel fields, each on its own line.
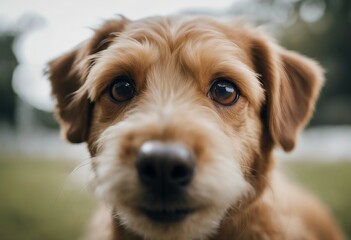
left=108, top=76, right=136, bottom=103
left=208, top=78, right=240, bottom=106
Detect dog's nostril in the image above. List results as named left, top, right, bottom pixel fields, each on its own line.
left=135, top=141, right=195, bottom=192
left=171, top=164, right=193, bottom=186
left=139, top=161, right=157, bottom=184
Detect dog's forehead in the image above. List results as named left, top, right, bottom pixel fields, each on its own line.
left=121, top=16, right=244, bottom=54
left=124, top=16, right=227, bottom=40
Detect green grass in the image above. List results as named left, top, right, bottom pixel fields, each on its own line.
left=283, top=161, right=351, bottom=238
left=0, top=156, right=96, bottom=240
left=0, top=156, right=350, bottom=239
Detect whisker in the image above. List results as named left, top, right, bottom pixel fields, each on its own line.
left=54, top=158, right=92, bottom=204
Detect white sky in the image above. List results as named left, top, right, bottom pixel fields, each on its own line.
left=1, top=0, right=237, bottom=111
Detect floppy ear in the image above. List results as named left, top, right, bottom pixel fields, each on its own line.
left=48, top=18, right=128, bottom=143
left=251, top=34, right=324, bottom=152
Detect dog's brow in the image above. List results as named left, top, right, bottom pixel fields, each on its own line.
left=178, top=39, right=264, bottom=110
left=85, top=40, right=160, bottom=101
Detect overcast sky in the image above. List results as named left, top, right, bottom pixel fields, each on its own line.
left=1, top=0, right=237, bottom=111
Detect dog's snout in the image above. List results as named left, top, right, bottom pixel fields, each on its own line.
left=136, top=141, right=195, bottom=193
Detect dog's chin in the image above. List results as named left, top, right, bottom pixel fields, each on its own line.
left=115, top=203, right=228, bottom=240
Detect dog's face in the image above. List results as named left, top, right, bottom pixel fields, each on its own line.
left=49, top=16, right=323, bottom=240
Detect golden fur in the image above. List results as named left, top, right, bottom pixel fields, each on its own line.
left=48, top=15, right=344, bottom=240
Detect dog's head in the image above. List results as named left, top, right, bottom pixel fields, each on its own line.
left=48, top=16, right=323, bottom=240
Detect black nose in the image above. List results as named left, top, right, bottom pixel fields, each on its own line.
left=135, top=141, right=195, bottom=195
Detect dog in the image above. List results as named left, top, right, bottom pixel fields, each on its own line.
left=48, top=15, right=345, bottom=240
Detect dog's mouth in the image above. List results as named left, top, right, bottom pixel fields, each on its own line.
left=141, top=208, right=195, bottom=223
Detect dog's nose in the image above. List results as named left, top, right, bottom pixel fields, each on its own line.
left=136, top=141, right=195, bottom=193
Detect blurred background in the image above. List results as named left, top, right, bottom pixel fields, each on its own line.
left=0, top=0, right=350, bottom=239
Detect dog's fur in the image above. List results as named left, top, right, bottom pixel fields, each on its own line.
left=48, top=15, right=344, bottom=240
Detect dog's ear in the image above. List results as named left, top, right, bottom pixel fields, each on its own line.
left=48, top=18, right=128, bottom=143
left=251, top=34, right=324, bottom=151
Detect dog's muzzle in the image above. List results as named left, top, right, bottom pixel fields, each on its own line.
left=135, top=141, right=196, bottom=222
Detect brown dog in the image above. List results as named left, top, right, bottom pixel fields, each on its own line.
left=48, top=15, right=344, bottom=240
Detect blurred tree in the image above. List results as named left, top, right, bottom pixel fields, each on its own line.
left=0, top=14, right=58, bottom=131
left=279, top=0, right=351, bottom=125
left=0, top=33, right=18, bottom=126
